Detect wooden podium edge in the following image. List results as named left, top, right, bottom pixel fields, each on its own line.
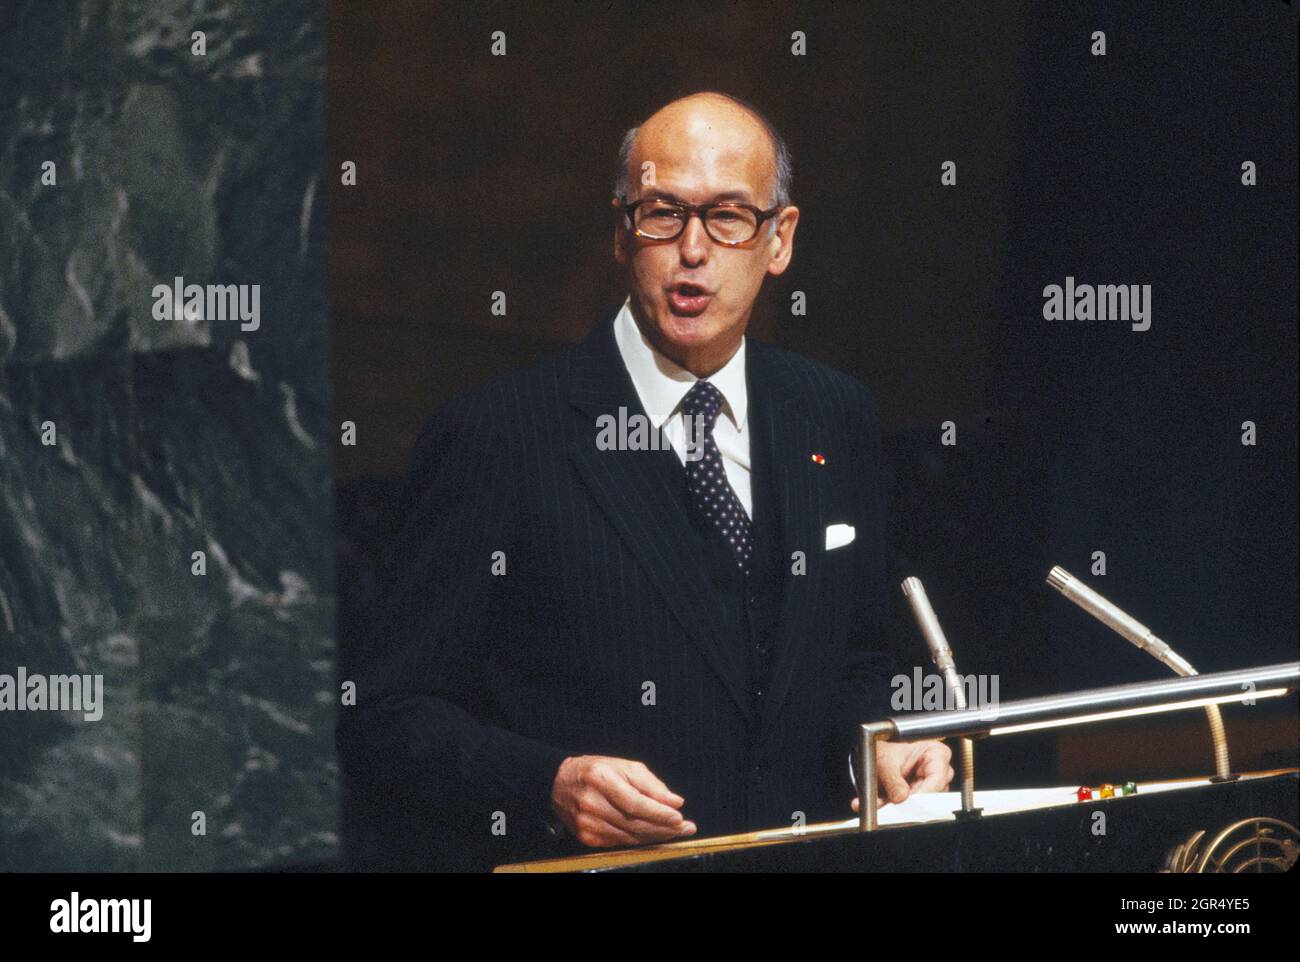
left=492, top=768, right=1300, bottom=873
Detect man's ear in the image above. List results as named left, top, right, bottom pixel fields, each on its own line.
left=766, top=205, right=800, bottom=277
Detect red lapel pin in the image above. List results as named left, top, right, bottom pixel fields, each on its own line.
left=810, top=453, right=826, bottom=465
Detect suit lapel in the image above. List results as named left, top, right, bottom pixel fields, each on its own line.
left=567, top=313, right=754, bottom=720
left=749, top=343, right=832, bottom=728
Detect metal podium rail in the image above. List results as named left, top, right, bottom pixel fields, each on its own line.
left=857, top=661, right=1298, bottom=830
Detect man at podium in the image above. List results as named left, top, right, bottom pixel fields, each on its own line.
left=339, top=92, right=952, bottom=871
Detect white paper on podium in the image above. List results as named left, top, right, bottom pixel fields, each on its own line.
left=875, top=777, right=1211, bottom=826
left=779, top=777, right=1215, bottom=837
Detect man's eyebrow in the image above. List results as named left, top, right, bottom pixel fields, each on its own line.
left=639, top=188, right=757, bottom=204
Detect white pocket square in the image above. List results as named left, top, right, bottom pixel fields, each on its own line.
left=825, top=523, right=855, bottom=551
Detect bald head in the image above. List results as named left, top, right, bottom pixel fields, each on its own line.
left=613, top=92, right=792, bottom=208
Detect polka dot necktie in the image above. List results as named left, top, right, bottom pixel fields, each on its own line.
left=681, top=379, right=754, bottom=576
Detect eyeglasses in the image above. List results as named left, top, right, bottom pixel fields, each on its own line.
left=621, top=197, right=783, bottom=246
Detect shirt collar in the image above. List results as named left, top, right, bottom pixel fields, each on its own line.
left=613, top=296, right=748, bottom=431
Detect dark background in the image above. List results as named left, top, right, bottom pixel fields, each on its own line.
left=329, top=0, right=1298, bottom=849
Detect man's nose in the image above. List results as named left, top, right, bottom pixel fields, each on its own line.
left=678, top=213, right=710, bottom=264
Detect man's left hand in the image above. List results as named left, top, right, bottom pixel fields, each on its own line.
left=849, top=739, right=953, bottom=812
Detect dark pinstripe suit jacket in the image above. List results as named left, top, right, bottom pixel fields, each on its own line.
left=338, top=307, right=900, bottom=870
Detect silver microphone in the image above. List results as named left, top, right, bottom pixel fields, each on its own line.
left=1046, top=567, right=1195, bottom=676
left=902, top=577, right=964, bottom=703
left=901, top=577, right=977, bottom=814
left=1046, top=566, right=1231, bottom=779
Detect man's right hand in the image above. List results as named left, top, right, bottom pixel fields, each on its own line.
left=550, top=755, right=697, bottom=848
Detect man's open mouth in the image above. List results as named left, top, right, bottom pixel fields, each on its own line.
left=666, top=282, right=712, bottom=316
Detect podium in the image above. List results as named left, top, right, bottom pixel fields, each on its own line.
left=498, top=663, right=1300, bottom=873
left=496, top=769, right=1298, bottom=872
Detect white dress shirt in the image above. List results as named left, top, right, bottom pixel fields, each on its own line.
left=612, top=297, right=752, bottom=518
